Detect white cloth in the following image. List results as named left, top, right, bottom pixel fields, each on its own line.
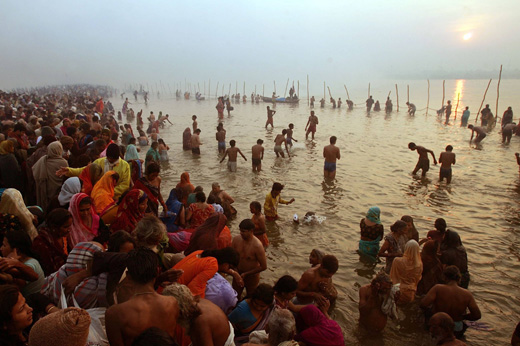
left=224, top=321, right=236, bottom=346
left=381, top=284, right=400, bottom=320
left=58, top=177, right=81, bottom=206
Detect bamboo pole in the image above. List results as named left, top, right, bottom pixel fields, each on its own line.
left=344, top=85, right=350, bottom=100
left=327, top=86, right=332, bottom=99
left=307, top=75, right=309, bottom=105
left=284, top=78, right=289, bottom=98
left=426, top=80, right=430, bottom=116
left=407, top=85, right=409, bottom=103
left=495, top=65, right=502, bottom=125
left=454, top=93, right=460, bottom=119
left=395, top=84, right=399, bottom=111
left=475, top=79, right=492, bottom=123
left=441, top=80, right=445, bottom=108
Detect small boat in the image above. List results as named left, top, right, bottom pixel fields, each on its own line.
left=262, top=96, right=299, bottom=104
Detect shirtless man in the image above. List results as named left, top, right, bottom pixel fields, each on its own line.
left=209, top=182, right=236, bottom=218
left=163, top=283, right=234, bottom=346
left=215, top=124, right=226, bottom=154
left=366, top=96, right=374, bottom=112
left=408, top=142, right=437, bottom=177
left=359, top=272, right=393, bottom=332
left=296, top=254, right=338, bottom=305
left=305, top=111, right=319, bottom=140
left=265, top=106, right=276, bottom=129
left=274, top=130, right=290, bottom=158
left=250, top=201, right=268, bottom=247
left=420, top=266, right=481, bottom=339
left=445, top=101, right=452, bottom=124
left=191, top=129, right=202, bottom=155
left=286, top=123, right=297, bottom=148
left=429, top=313, right=467, bottom=346
left=192, top=115, right=198, bottom=133
left=251, top=139, right=264, bottom=172
left=232, top=219, right=267, bottom=298
left=105, top=248, right=179, bottom=346
left=468, top=124, right=486, bottom=144
left=319, top=98, right=325, bottom=108
left=406, top=102, right=416, bottom=116
left=220, top=140, right=247, bottom=172
left=310, top=96, right=315, bottom=107
left=323, top=136, right=340, bottom=179
left=439, top=145, right=456, bottom=184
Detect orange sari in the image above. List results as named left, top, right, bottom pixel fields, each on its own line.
left=91, top=171, right=117, bottom=214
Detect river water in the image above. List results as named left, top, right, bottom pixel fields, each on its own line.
left=110, top=79, right=520, bottom=345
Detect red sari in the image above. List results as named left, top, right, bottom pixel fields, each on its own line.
left=110, top=189, right=147, bottom=233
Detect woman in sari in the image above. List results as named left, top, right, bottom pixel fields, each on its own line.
left=228, top=283, right=275, bottom=344
left=187, top=192, right=214, bottom=228
left=145, top=141, right=160, bottom=168
left=359, top=206, right=384, bottom=259
left=78, top=163, right=103, bottom=196
left=182, top=128, right=192, bottom=150
left=162, top=188, right=186, bottom=232
left=68, top=193, right=109, bottom=247
left=417, top=239, right=444, bottom=295
left=0, top=139, right=22, bottom=190
left=176, top=172, right=195, bottom=206
left=58, top=177, right=82, bottom=208
left=91, top=171, right=119, bottom=214
left=132, top=162, right=167, bottom=216
left=390, top=240, right=423, bottom=304
left=401, top=215, right=419, bottom=242
left=294, top=303, right=344, bottom=346
left=184, top=213, right=227, bottom=256
left=32, top=141, right=68, bottom=211
left=0, top=188, right=37, bottom=240
left=109, top=189, right=148, bottom=234
left=378, top=220, right=408, bottom=273
left=124, top=137, right=140, bottom=161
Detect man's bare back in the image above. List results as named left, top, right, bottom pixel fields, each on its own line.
left=106, top=293, right=179, bottom=346
left=251, top=144, right=264, bottom=159
left=421, top=283, right=481, bottom=322
left=191, top=298, right=232, bottom=346
left=439, top=151, right=456, bottom=169
left=296, top=265, right=334, bottom=305
left=416, top=146, right=430, bottom=159
left=359, top=284, right=388, bottom=331
left=225, top=147, right=242, bottom=162
left=216, top=130, right=226, bottom=142
left=323, top=144, right=340, bottom=163
left=274, top=134, right=286, bottom=146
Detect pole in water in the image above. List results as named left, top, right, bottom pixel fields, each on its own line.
left=327, top=86, right=332, bottom=99
left=273, top=81, right=276, bottom=94
left=344, top=84, right=350, bottom=100
left=475, top=79, right=492, bottom=123
left=454, top=92, right=460, bottom=119
left=495, top=64, right=503, bottom=126
left=441, top=80, right=445, bottom=109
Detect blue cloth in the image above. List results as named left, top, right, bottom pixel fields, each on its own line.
left=228, top=300, right=257, bottom=334
left=162, top=189, right=183, bottom=232
left=359, top=236, right=381, bottom=258
left=366, top=206, right=381, bottom=224
left=124, top=144, right=139, bottom=161
left=324, top=161, right=336, bottom=172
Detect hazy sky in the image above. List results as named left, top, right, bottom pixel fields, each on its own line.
left=2, top=0, right=519, bottom=90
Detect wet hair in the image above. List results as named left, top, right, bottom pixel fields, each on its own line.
left=46, top=208, right=72, bottom=231
left=282, top=129, right=287, bottom=135
left=371, top=272, right=392, bottom=286
left=251, top=283, right=274, bottom=305
left=195, top=191, right=206, bottom=203
left=273, top=275, right=298, bottom=294
left=129, top=137, right=136, bottom=145
left=390, top=220, right=407, bottom=233
left=194, top=129, right=201, bottom=134
left=330, top=136, right=337, bottom=144
left=400, top=215, right=417, bottom=234
left=107, top=230, right=136, bottom=252
left=132, top=327, right=178, bottom=346
left=201, top=247, right=239, bottom=267
left=430, top=312, right=455, bottom=333
left=158, top=139, right=165, bottom=146
left=446, top=145, right=453, bottom=151
left=230, top=140, right=236, bottom=147
left=127, top=247, right=159, bottom=284
left=145, top=162, right=160, bottom=176
left=239, top=219, right=255, bottom=231
left=434, top=218, right=447, bottom=233
left=267, top=309, right=296, bottom=345
left=250, top=201, right=261, bottom=212
left=468, top=124, right=474, bottom=129
left=443, top=265, right=461, bottom=283
left=134, top=216, right=166, bottom=247
left=321, top=255, right=339, bottom=274
left=4, top=229, right=34, bottom=258
left=194, top=186, right=203, bottom=193
left=0, top=285, right=20, bottom=333
left=408, top=142, right=416, bottom=149
left=257, top=139, right=263, bottom=144
left=271, top=182, right=284, bottom=192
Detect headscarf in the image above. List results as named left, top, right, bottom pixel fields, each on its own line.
left=124, top=143, right=139, bottom=161
left=162, top=189, right=184, bottom=232
left=0, top=140, right=14, bottom=155
left=78, top=163, right=102, bottom=196
left=68, top=193, right=100, bottom=247
left=421, top=240, right=440, bottom=270
left=32, top=141, right=68, bottom=211
left=58, top=177, right=82, bottom=206
left=366, top=206, right=381, bottom=224
left=110, top=189, right=147, bottom=233
left=91, top=171, right=117, bottom=214
left=176, top=172, right=195, bottom=205
left=184, top=213, right=227, bottom=255
left=28, top=307, right=91, bottom=346
left=0, top=189, right=37, bottom=239
left=183, top=128, right=192, bottom=150
left=295, top=305, right=344, bottom=346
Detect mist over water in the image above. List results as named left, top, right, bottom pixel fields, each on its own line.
left=113, top=79, right=520, bottom=345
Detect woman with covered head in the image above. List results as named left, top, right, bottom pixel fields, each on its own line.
left=32, top=141, right=68, bottom=211
left=417, top=239, right=444, bottom=295
left=359, top=206, right=384, bottom=258
left=91, top=171, right=119, bottom=214
left=163, top=283, right=235, bottom=346
left=184, top=213, right=228, bottom=256
left=378, top=220, right=408, bottom=273
left=390, top=240, right=423, bottom=304
left=0, top=189, right=38, bottom=240
left=110, top=189, right=148, bottom=234
left=68, top=193, right=109, bottom=247
left=176, top=172, right=195, bottom=206
left=163, top=187, right=186, bottom=232
left=77, top=162, right=103, bottom=196
left=295, top=301, right=344, bottom=346
left=186, top=191, right=214, bottom=229
left=0, top=139, right=22, bottom=191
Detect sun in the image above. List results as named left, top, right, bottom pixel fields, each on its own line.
left=463, top=32, right=473, bottom=41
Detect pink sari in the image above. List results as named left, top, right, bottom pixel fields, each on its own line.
left=68, top=193, right=100, bottom=247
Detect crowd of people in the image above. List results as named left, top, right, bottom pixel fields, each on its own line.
left=0, top=85, right=518, bottom=346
